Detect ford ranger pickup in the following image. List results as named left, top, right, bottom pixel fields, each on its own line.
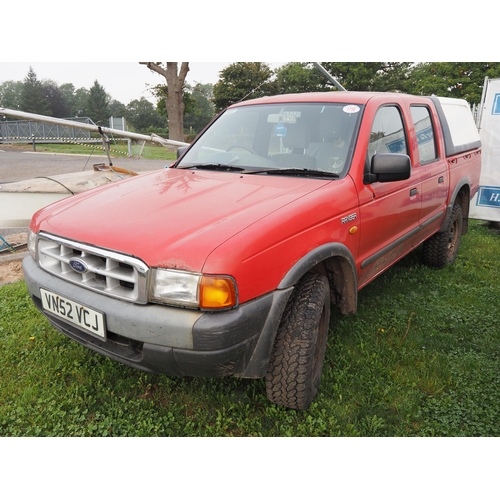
left=23, top=91, right=482, bottom=409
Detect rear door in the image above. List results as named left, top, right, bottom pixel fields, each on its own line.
left=410, top=103, right=449, bottom=241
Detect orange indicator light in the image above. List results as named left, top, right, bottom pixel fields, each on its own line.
left=200, top=276, right=237, bottom=309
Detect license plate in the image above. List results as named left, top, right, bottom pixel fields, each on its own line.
left=40, top=288, right=106, bottom=339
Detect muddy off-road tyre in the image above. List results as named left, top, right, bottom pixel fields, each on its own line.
left=265, top=272, right=330, bottom=410
left=423, top=204, right=463, bottom=268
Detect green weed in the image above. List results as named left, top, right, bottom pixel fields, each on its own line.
left=1, top=221, right=499, bottom=436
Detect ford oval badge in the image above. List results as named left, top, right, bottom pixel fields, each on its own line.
left=69, top=258, right=88, bottom=274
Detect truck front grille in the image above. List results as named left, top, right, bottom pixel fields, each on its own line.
left=36, top=232, right=149, bottom=303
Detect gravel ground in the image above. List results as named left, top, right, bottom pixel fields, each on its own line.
left=0, top=232, right=27, bottom=285
left=0, top=145, right=173, bottom=182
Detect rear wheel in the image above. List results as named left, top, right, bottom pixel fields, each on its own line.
left=265, top=272, right=330, bottom=410
left=423, top=203, right=463, bottom=268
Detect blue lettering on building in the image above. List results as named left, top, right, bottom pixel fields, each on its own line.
left=386, top=126, right=433, bottom=154
left=477, top=186, right=500, bottom=208
left=416, top=126, right=433, bottom=145
left=386, top=137, right=406, bottom=154
left=493, top=94, right=500, bottom=115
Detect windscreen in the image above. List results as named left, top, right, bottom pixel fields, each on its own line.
left=177, top=102, right=363, bottom=175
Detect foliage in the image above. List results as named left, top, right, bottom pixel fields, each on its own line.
left=150, top=82, right=214, bottom=135
left=273, top=62, right=328, bottom=94
left=321, top=62, right=414, bottom=92
left=139, top=62, right=189, bottom=142
left=86, top=80, right=110, bottom=124
left=0, top=80, right=23, bottom=109
left=109, top=99, right=127, bottom=119
left=20, top=67, right=51, bottom=115
left=212, top=62, right=275, bottom=112
left=125, top=97, right=167, bottom=132
left=42, top=79, right=70, bottom=118
left=152, top=85, right=194, bottom=116
left=211, top=62, right=499, bottom=110
left=3, top=61, right=500, bottom=136
left=57, top=83, right=90, bottom=117
left=184, top=83, right=215, bottom=133
left=407, top=62, right=500, bottom=105
left=1, top=221, right=499, bottom=437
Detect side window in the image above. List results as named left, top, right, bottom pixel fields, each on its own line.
left=367, top=106, right=408, bottom=165
left=410, top=105, right=438, bottom=164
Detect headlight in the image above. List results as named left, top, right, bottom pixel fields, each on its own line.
left=27, top=229, right=37, bottom=260
left=150, top=269, right=200, bottom=308
left=150, top=269, right=238, bottom=310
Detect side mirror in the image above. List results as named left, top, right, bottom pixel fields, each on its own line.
left=177, top=146, right=188, bottom=159
left=367, top=153, right=411, bottom=183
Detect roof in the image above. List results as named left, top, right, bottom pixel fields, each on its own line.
left=232, top=91, right=413, bottom=107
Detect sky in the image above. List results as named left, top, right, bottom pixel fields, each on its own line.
left=1, top=2, right=491, bottom=108
left=1, top=1, right=492, bottom=109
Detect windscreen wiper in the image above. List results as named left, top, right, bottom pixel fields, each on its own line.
left=243, top=167, right=339, bottom=178
left=178, top=164, right=246, bottom=172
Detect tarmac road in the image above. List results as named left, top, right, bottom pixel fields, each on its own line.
left=0, top=145, right=174, bottom=182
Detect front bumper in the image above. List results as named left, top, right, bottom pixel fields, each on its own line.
left=23, top=256, right=292, bottom=378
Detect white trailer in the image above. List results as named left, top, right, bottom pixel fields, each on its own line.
left=470, top=77, right=500, bottom=222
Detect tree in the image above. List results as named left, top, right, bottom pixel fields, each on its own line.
left=109, top=99, right=127, bottom=120
left=406, top=62, right=500, bottom=104
left=86, top=80, right=110, bottom=124
left=42, top=79, right=70, bottom=118
left=58, top=83, right=77, bottom=115
left=184, top=83, right=215, bottom=134
left=320, top=62, right=414, bottom=92
left=273, top=63, right=328, bottom=94
left=0, top=80, right=23, bottom=109
left=20, top=67, right=51, bottom=115
left=59, top=83, right=90, bottom=117
left=73, top=87, right=90, bottom=117
left=126, top=97, right=166, bottom=132
left=212, top=62, right=275, bottom=112
left=139, top=62, right=189, bottom=142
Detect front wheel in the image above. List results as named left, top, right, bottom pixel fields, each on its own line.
left=423, top=203, right=463, bottom=268
left=265, top=272, right=330, bottom=410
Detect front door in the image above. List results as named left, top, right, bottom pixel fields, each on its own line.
left=357, top=104, right=422, bottom=288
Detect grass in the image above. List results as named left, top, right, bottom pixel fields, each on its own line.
left=5, top=141, right=178, bottom=161
left=1, top=220, right=499, bottom=437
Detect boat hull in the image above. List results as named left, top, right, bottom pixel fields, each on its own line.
left=0, top=168, right=140, bottom=228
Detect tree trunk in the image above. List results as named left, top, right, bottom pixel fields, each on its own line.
left=139, top=62, right=190, bottom=142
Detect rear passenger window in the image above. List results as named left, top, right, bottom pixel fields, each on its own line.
left=367, top=106, right=408, bottom=164
left=410, top=106, right=438, bottom=164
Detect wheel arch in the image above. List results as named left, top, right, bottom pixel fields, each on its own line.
left=444, top=179, right=471, bottom=235
left=277, top=243, right=358, bottom=315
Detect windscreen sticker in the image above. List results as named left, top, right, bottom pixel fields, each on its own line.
left=275, top=123, right=287, bottom=137
left=343, top=105, right=360, bottom=114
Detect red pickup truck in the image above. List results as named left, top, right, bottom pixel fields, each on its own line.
left=23, top=91, right=481, bottom=409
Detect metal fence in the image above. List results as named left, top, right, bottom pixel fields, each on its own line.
left=0, top=116, right=96, bottom=142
